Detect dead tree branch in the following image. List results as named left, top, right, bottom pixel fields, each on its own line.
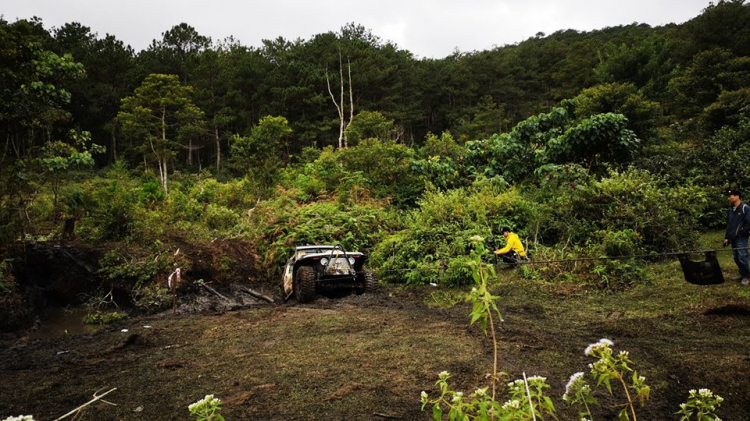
left=54, top=387, right=117, bottom=421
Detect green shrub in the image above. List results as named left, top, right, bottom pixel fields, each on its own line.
left=518, top=241, right=648, bottom=289
left=89, top=179, right=139, bottom=241
left=165, top=189, right=204, bottom=223
left=202, top=204, right=239, bottom=231
left=133, top=282, right=172, bottom=313
left=537, top=168, right=708, bottom=253
left=139, top=180, right=165, bottom=208
left=249, top=191, right=393, bottom=275
left=98, top=250, right=171, bottom=289
left=371, top=184, right=537, bottom=286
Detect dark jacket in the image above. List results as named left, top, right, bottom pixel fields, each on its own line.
left=726, top=202, right=750, bottom=240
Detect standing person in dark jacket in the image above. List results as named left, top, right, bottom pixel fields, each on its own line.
left=724, top=190, right=750, bottom=285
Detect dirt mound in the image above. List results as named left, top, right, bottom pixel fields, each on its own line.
left=16, top=243, right=102, bottom=307
left=2, top=238, right=265, bottom=333
left=179, top=239, right=260, bottom=286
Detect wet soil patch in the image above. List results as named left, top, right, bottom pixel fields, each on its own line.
left=702, top=303, right=750, bottom=316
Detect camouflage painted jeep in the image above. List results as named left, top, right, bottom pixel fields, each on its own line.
left=281, top=244, right=378, bottom=303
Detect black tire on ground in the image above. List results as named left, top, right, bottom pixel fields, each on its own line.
left=362, top=269, right=378, bottom=293
left=295, top=266, right=317, bottom=303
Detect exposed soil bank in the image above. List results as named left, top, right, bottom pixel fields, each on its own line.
left=1, top=238, right=262, bottom=332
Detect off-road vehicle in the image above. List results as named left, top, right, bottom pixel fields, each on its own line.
left=281, top=244, right=378, bottom=303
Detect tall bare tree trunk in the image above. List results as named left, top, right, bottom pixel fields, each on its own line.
left=338, top=50, right=346, bottom=148
left=326, top=49, right=353, bottom=149
left=347, top=58, right=353, bottom=148
left=326, top=66, right=344, bottom=149
left=160, top=108, right=169, bottom=193
left=215, top=125, right=221, bottom=170
left=187, top=138, right=194, bottom=167
left=110, top=123, right=117, bottom=163
left=161, top=160, right=168, bottom=193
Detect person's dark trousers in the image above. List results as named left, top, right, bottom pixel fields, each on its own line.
left=731, top=236, right=750, bottom=279
left=500, top=251, right=520, bottom=268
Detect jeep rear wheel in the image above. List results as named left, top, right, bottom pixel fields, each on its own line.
left=362, top=269, right=378, bottom=293
left=295, top=266, right=317, bottom=303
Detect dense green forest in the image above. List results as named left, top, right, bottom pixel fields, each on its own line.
left=2, top=1, right=750, bottom=324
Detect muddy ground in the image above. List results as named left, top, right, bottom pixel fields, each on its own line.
left=2, top=258, right=750, bottom=421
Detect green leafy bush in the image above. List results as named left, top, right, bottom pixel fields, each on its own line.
left=133, top=282, right=172, bottom=313
left=537, top=168, right=708, bottom=254
left=371, top=184, right=537, bottom=286
left=88, top=177, right=139, bottom=241
left=249, top=190, right=393, bottom=275
left=139, top=180, right=165, bottom=208
left=333, top=139, right=423, bottom=207
left=201, top=204, right=239, bottom=231
left=98, top=250, right=171, bottom=289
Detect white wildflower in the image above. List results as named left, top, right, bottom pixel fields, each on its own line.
left=698, top=388, right=713, bottom=398
left=188, top=394, right=220, bottom=413
left=470, top=235, right=485, bottom=244
left=3, top=416, right=35, bottom=421
left=501, top=399, right=521, bottom=410
left=439, top=371, right=450, bottom=380
left=452, top=392, right=463, bottom=402
left=563, top=372, right=586, bottom=401
left=474, top=387, right=488, bottom=397
left=585, top=338, right=614, bottom=356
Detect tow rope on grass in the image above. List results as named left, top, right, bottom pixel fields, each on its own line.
left=369, top=246, right=748, bottom=286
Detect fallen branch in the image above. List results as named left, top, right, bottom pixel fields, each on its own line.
left=201, top=284, right=229, bottom=301
left=54, top=387, right=117, bottom=420
left=238, top=286, right=274, bottom=304
left=373, top=413, right=399, bottom=419
left=60, top=249, right=96, bottom=275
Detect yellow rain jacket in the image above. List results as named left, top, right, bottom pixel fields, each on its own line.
left=494, top=232, right=526, bottom=257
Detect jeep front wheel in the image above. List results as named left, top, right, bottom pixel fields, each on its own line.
left=295, top=266, right=317, bottom=303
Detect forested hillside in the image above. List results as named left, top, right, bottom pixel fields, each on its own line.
left=2, top=0, right=750, bottom=322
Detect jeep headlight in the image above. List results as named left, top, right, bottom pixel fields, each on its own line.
left=320, top=258, right=329, bottom=266
left=348, top=257, right=355, bottom=266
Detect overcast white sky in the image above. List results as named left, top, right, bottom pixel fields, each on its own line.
left=3, top=0, right=712, bottom=58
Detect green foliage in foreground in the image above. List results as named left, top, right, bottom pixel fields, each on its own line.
left=188, top=394, right=225, bottom=421
left=420, top=243, right=723, bottom=421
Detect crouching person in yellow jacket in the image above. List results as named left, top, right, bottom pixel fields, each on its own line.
left=494, top=227, right=526, bottom=268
